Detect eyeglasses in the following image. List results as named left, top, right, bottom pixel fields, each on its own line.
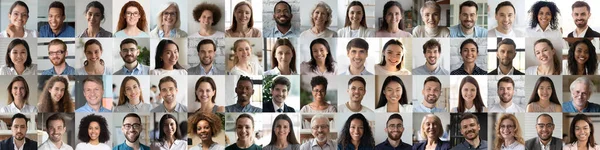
left=123, top=123, right=141, bottom=130
left=126, top=12, right=140, bottom=17
left=162, top=12, right=177, bottom=17
left=387, top=124, right=404, bottom=129
left=48, top=50, right=65, bottom=56
left=311, top=124, right=329, bottom=130
left=537, top=123, right=554, bottom=128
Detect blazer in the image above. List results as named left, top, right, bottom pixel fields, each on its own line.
left=524, top=137, right=562, bottom=150
left=262, top=101, right=296, bottom=112
left=487, top=68, right=525, bottom=75
left=0, top=137, right=37, bottom=150
left=568, top=27, right=600, bottom=37
left=412, top=139, right=450, bottom=150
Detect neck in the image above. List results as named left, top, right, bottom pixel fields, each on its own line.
left=503, top=137, right=515, bottom=147
left=461, top=25, right=474, bottom=35
left=540, top=24, right=548, bottom=31
left=87, top=60, right=102, bottom=68
left=538, top=64, right=554, bottom=74
left=201, top=63, right=213, bottom=74
left=577, top=140, right=588, bottom=147
left=351, top=140, right=360, bottom=148
left=387, top=25, right=400, bottom=33
left=54, top=63, right=67, bottom=74
left=463, top=63, right=475, bottom=74
left=422, top=101, right=436, bottom=109
left=13, top=100, right=24, bottom=109
left=13, top=64, right=25, bottom=74
left=236, top=139, right=252, bottom=148
left=499, top=64, right=513, bottom=75
left=386, top=103, right=399, bottom=112
left=384, top=64, right=398, bottom=71
left=312, top=26, right=325, bottom=33
left=350, top=24, right=361, bottom=30
left=496, top=27, right=511, bottom=34
left=275, top=138, right=289, bottom=148
left=500, top=100, right=513, bottom=108
left=540, top=137, right=551, bottom=146
left=125, top=140, right=140, bottom=150
left=574, top=101, right=588, bottom=112
left=237, top=61, right=249, bottom=69
left=161, top=25, right=173, bottom=37
left=51, top=140, right=62, bottom=148
left=349, top=66, right=364, bottom=75
left=124, top=61, right=139, bottom=70
left=201, top=139, right=215, bottom=148
left=273, top=100, right=283, bottom=108
left=426, top=63, right=438, bottom=72
left=277, top=24, right=291, bottom=34
left=88, top=103, right=102, bottom=111
left=387, top=138, right=401, bottom=147
left=164, top=101, right=177, bottom=112
left=317, top=139, right=328, bottom=147
left=236, top=25, right=249, bottom=33
left=128, top=98, right=140, bottom=105
left=199, top=102, right=215, bottom=112
left=14, top=138, right=24, bottom=148
left=51, top=24, right=64, bottom=35
left=426, top=138, right=438, bottom=146
left=576, top=25, right=589, bottom=34
left=465, top=101, right=474, bottom=110
left=277, top=65, right=291, bottom=74
left=237, top=99, right=249, bottom=107
left=89, top=139, right=99, bottom=145
left=466, top=137, right=480, bottom=148
left=346, top=101, right=362, bottom=112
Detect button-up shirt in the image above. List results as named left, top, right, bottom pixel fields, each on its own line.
left=114, top=141, right=150, bottom=150
left=540, top=138, right=551, bottom=150
left=38, top=140, right=73, bottom=150
left=449, top=25, right=488, bottom=38
left=150, top=103, right=188, bottom=113
left=75, top=103, right=111, bottom=112
left=14, top=137, right=25, bottom=150
left=562, top=100, right=600, bottom=112
left=300, top=139, right=337, bottom=150
left=412, top=64, right=449, bottom=75
left=154, top=140, right=186, bottom=150
left=264, top=67, right=297, bottom=75
left=225, top=103, right=262, bottom=112
left=526, top=25, right=562, bottom=37
left=0, top=102, right=37, bottom=113
left=264, top=26, right=299, bottom=38
left=114, top=102, right=153, bottom=112
left=451, top=139, right=487, bottom=150
left=114, top=63, right=149, bottom=75
left=375, top=139, right=412, bottom=150
left=413, top=102, right=445, bottom=113
left=187, top=64, right=223, bottom=75
left=500, top=140, right=525, bottom=150
left=451, top=64, right=487, bottom=75
left=339, top=67, right=373, bottom=75
left=42, top=63, right=76, bottom=75
left=39, top=24, right=75, bottom=37
left=0, top=64, right=37, bottom=75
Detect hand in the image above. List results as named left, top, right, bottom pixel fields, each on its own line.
left=6, top=24, right=24, bottom=37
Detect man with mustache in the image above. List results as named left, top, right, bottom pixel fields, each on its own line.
left=451, top=113, right=487, bottom=150
left=414, top=76, right=446, bottom=112
left=340, top=38, right=372, bottom=75
left=75, top=76, right=111, bottom=112
left=489, top=76, right=525, bottom=112
left=187, top=39, right=224, bottom=75
left=39, top=1, right=75, bottom=37
left=488, top=38, right=524, bottom=75
left=375, top=114, right=411, bottom=150
left=299, top=114, right=336, bottom=150
left=114, top=113, right=150, bottom=150
left=263, top=76, right=295, bottom=112
left=525, top=114, right=562, bottom=150
left=114, top=38, right=150, bottom=75
left=42, top=39, right=75, bottom=75
left=338, top=76, right=372, bottom=112
left=151, top=76, right=188, bottom=112
left=449, top=1, right=487, bottom=37
left=264, top=1, right=298, bottom=37
left=562, top=76, right=600, bottom=112
left=413, top=39, right=449, bottom=75
left=568, top=1, right=600, bottom=37
left=226, top=75, right=262, bottom=112
left=488, top=1, right=525, bottom=37
left=38, top=113, right=73, bottom=150
left=0, top=113, right=37, bottom=150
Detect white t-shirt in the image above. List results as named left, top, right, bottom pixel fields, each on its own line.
left=337, top=103, right=373, bottom=113
left=75, top=143, right=111, bottom=150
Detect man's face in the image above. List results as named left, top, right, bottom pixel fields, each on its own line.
left=536, top=116, right=555, bottom=141
left=235, top=80, right=254, bottom=102
left=459, top=6, right=477, bottom=30
left=311, top=118, right=330, bottom=142
left=160, top=81, right=178, bottom=104
left=48, top=45, right=66, bottom=66
left=273, top=3, right=292, bottom=26
left=385, top=118, right=404, bottom=141
left=48, top=119, right=65, bottom=143
left=495, top=6, right=515, bottom=31
left=497, top=82, right=514, bottom=103
left=347, top=81, right=366, bottom=103
left=460, top=118, right=480, bottom=141
left=83, top=81, right=103, bottom=106
left=424, top=47, right=440, bottom=65
left=497, top=44, right=516, bottom=67
left=12, top=118, right=26, bottom=141
left=120, top=43, right=140, bottom=64
left=122, top=117, right=141, bottom=143
left=198, top=44, right=215, bottom=66
left=347, top=47, right=368, bottom=69
left=572, top=7, right=590, bottom=28
left=571, top=82, right=591, bottom=108
left=271, top=84, right=288, bottom=104
left=422, top=81, right=441, bottom=104
left=48, top=8, right=65, bottom=31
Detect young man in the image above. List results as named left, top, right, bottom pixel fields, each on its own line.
left=38, top=113, right=73, bottom=150
left=568, top=1, right=600, bottom=37
left=488, top=1, right=525, bottom=37
left=489, top=76, right=525, bottom=112
left=114, top=38, right=150, bottom=75
left=488, top=38, right=525, bottom=75
left=226, top=75, right=262, bottom=112
left=263, top=76, right=295, bottom=112
left=375, top=114, right=411, bottom=150
left=187, top=39, right=224, bottom=75
left=338, top=76, right=372, bottom=112
left=75, top=76, right=111, bottom=112
left=42, top=39, right=76, bottom=75
left=414, top=76, right=446, bottom=112
left=151, top=76, right=188, bottom=112
left=39, top=1, right=75, bottom=37
left=114, top=113, right=150, bottom=150
left=0, top=113, right=37, bottom=150
left=524, top=114, right=563, bottom=150
left=340, top=38, right=372, bottom=75
left=263, top=1, right=299, bottom=37
left=412, top=39, right=449, bottom=75
left=451, top=113, right=487, bottom=150
left=449, top=1, right=487, bottom=37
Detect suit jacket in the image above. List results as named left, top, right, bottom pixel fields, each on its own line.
left=524, top=137, right=562, bottom=150
left=0, top=137, right=37, bottom=150
left=262, top=101, right=296, bottom=112
left=568, top=27, right=600, bottom=37
left=488, top=68, right=525, bottom=75
left=412, top=139, right=450, bottom=150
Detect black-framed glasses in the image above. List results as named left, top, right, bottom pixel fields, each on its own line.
left=123, top=123, right=141, bottom=130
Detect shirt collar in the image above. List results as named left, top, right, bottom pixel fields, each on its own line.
left=501, top=140, right=519, bottom=149
left=51, top=63, right=73, bottom=75
left=160, top=103, right=181, bottom=112
left=198, top=65, right=215, bottom=75
left=272, top=101, right=284, bottom=112
left=13, top=137, right=26, bottom=150
left=83, top=103, right=109, bottom=112
left=158, top=29, right=177, bottom=38
left=126, top=102, right=143, bottom=109
left=538, top=137, right=552, bottom=149
left=122, top=62, right=144, bottom=73
left=497, top=66, right=515, bottom=75
left=419, top=103, right=437, bottom=112
left=535, top=24, right=553, bottom=32
left=345, top=66, right=369, bottom=75
left=574, top=27, right=589, bottom=37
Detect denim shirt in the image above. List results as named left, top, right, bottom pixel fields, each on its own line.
left=42, top=63, right=76, bottom=75
left=75, top=103, right=111, bottom=112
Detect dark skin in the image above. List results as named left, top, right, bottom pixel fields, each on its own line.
left=235, top=80, right=254, bottom=107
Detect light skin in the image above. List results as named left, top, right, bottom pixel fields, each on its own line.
left=347, top=47, right=368, bottom=75
left=235, top=80, right=254, bottom=106
left=346, top=81, right=366, bottom=112
left=196, top=81, right=223, bottom=113
left=383, top=44, right=403, bottom=72
left=533, top=42, right=556, bottom=75
left=535, top=116, right=554, bottom=145
left=573, top=43, right=589, bottom=74
left=527, top=81, right=561, bottom=112
left=198, top=43, right=215, bottom=74
left=9, top=44, right=28, bottom=75
left=495, top=6, right=515, bottom=34
left=574, top=120, right=591, bottom=148
left=311, top=117, right=330, bottom=146
left=311, top=43, right=329, bottom=73
left=499, top=118, right=517, bottom=147
left=124, top=79, right=141, bottom=105
left=460, top=118, right=481, bottom=147
left=385, top=118, right=404, bottom=147
left=84, top=43, right=105, bottom=75
left=160, top=6, right=178, bottom=37
left=49, top=82, right=66, bottom=103
left=85, top=7, right=103, bottom=36
left=10, top=81, right=26, bottom=109
left=198, top=10, right=215, bottom=36
left=384, top=81, right=402, bottom=112
left=6, top=5, right=29, bottom=37
left=421, top=7, right=440, bottom=28
left=160, top=43, right=179, bottom=70
left=163, top=118, right=177, bottom=148
left=347, top=6, right=363, bottom=29
left=460, top=43, right=478, bottom=74
left=234, top=5, right=252, bottom=33
left=123, top=6, right=143, bottom=36
left=273, top=3, right=292, bottom=32
left=48, top=119, right=66, bottom=148
left=274, top=45, right=294, bottom=75
left=571, top=82, right=591, bottom=112
left=461, top=82, right=477, bottom=110
left=422, top=81, right=441, bottom=108
left=120, top=43, right=140, bottom=70
left=311, top=7, right=328, bottom=33
left=236, top=118, right=254, bottom=148
left=48, top=44, right=67, bottom=74
left=497, top=44, right=516, bottom=74
left=537, top=7, right=551, bottom=30
left=197, top=120, right=215, bottom=149
left=83, top=81, right=104, bottom=111
left=497, top=81, right=515, bottom=107
left=88, top=121, right=101, bottom=145
left=572, top=6, right=590, bottom=34
left=459, top=6, right=477, bottom=34
left=349, top=119, right=364, bottom=148
left=12, top=118, right=27, bottom=148
left=385, top=6, right=402, bottom=33
left=235, top=41, right=253, bottom=73
left=122, top=117, right=142, bottom=149
left=274, top=119, right=291, bottom=148
left=271, top=84, right=288, bottom=108
left=424, top=47, right=440, bottom=71
left=422, top=116, right=440, bottom=147
left=48, top=7, right=65, bottom=35
left=159, top=81, right=179, bottom=112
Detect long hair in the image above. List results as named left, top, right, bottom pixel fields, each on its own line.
left=271, top=38, right=296, bottom=73
left=494, top=114, right=525, bottom=149
left=379, top=1, right=403, bottom=31
left=338, top=113, right=374, bottom=149
left=567, top=39, right=598, bottom=75
left=117, top=76, right=144, bottom=105
left=378, top=39, right=405, bottom=70
left=158, top=114, right=182, bottom=143
left=376, top=76, right=407, bottom=109
left=457, top=76, right=485, bottom=112
left=38, top=76, right=74, bottom=112
left=7, top=76, right=29, bottom=105
left=194, top=76, right=216, bottom=103
left=156, top=2, right=181, bottom=28
left=344, top=1, right=367, bottom=28
left=268, top=114, right=299, bottom=146
left=534, top=39, right=561, bottom=75
left=154, top=39, right=183, bottom=69
left=229, top=1, right=254, bottom=32
left=6, top=39, right=32, bottom=68
left=117, top=1, right=148, bottom=31
left=528, top=1, right=560, bottom=30
left=527, top=76, right=561, bottom=105
left=308, top=38, right=335, bottom=73
left=83, top=39, right=105, bottom=66
left=568, top=114, right=596, bottom=147
left=232, top=39, right=252, bottom=65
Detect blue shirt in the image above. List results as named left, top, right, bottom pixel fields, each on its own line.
left=449, top=25, right=488, bottom=38
left=158, top=29, right=176, bottom=38
left=562, top=100, right=600, bottom=112
left=413, top=64, right=449, bottom=75
left=113, top=142, right=150, bottom=150
left=39, top=24, right=75, bottom=37
left=413, top=103, right=446, bottom=113
left=114, top=63, right=150, bottom=75
left=75, top=103, right=111, bottom=112
left=42, top=63, right=76, bottom=75
left=225, top=103, right=262, bottom=112
left=263, top=26, right=299, bottom=37
left=339, top=67, right=373, bottom=75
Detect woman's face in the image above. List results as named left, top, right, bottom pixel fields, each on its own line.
left=537, top=81, right=553, bottom=101
left=163, top=118, right=177, bottom=137
left=49, top=82, right=65, bottom=103
left=574, top=120, right=590, bottom=142
left=161, top=43, right=179, bottom=67
left=461, top=82, right=477, bottom=103
left=9, top=5, right=28, bottom=27
left=534, top=42, right=555, bottom=66
left=384, top=81, right=402, bottom=105
left=274, top=119, right=290, bottom=139
left=384, top=44, right=403, bottom=67
left=349, top=119, right=364, bottom=142
left=461, top=43, right=478, bottom=64
left=88, top=121, right=100, bottom=141
left=235, top=41, right=251, bottom=63
left=537, top=7, right=551, bottom=28
left=162, top=6, right=177, bottom=27
left=499, top=118, right=516, bottom=140
left=196, top=82, right=215, bottom=103
left=125, top=6, right=140, bottom=27
left=196, top=120, right=212, bottom=141
left=11, top=81, right=26, bottom=102
left=275, top=45, right=293, bottom=67
left=574, top=43, right=590, bottom=65
left=86, top=7, right=102, bottom=27
left=348, top=6, right=363, bottom=25
left=311, top=43, right=328, bottom=63
left=385, top=6, right=402, bottom=28
left=423, top=116, right=439, bottom=139
left=84, top=44, right=102, bottom=63
left=199, top=10, right=214, bottom=28
left=236, top=117, right=253, bottom=141
left=9, top=44, right=27, bottom=66
left=124, top=79, right=140, bottom=101
left=234, top=5, right=251, bottom=26
left=312, top=7, right=328, bottom=26
left=312, top=85, right=326, bottom=102
left=421, top=7, right=440, bottom=28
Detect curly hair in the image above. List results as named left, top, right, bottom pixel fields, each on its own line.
left=567, top=39, right=598, bottom=75
left=310, top=75, right=328, bottom=90
left=118, top=76, right=144, bottom=105
left=193, top=2, right=221, bottom=26
left=376, top=76, right=408, bottom=109
left=457, top=76, right=485, bottom=113
left=117, top=1, right=148, bottom=32
left=78, top=114, right=110, bottom=143
left=338, top=113, right=374, bottom=149
left=268, top=114, right=299, bottom=146
left=7, top=76, right=29, bottom=105
left=528, top=1, right=560, bottom=30
left=188, top=112, right=222, bottom=137
left=154, top=39, right=183, bottom=69
left=528, top=76, right=561, bottom=106
left=308, top=38, right=335, bottom=73
left=494, top=113, right=524, bottom=149
left=38, top=76, right=74, bottom=112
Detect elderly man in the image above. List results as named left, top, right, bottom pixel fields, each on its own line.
left=299, top=115, right=336, bottom=150
left=562, top=76, right=600, bottom=112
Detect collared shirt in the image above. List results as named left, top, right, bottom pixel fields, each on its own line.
left=0, top=64, right=37, bottom=75
left=0, top=102, right=37, bottom=113
left=412, top=64, right=449, bottom=75
left=264, top=67, right=297, bottom=75
left=38, top=140, right=73, bottom=150
left=539, top=138, right=551, bottom=150
left=338, top=143, right=373, bottom=150
left=526, top=25, right=562, bottom=37
left=451, top=64, right=487, bottom=75
left=264, top=26, right=299, bottom=37
left=500, top=140, right=525, bottom=150
left=449, top=25, right=488, bottom=38
left=114, top=141, right=150, bottom=150
left=375, top=139, right=412, bottom=150
left=75, top=103, right=111, bottom=112
left=225, top=103, right=262, bottom=112
left=153, top=140, right=186, bottom=150
left=187, top=64, right=223, bottom=75
left=39, top=24, right=75, bottom=37
left=451, top=139, right=487, bottom=150
left=114, top=102, right=153, bottom=112
left=1, top=29, right=37, bottom=38
left=488, top=102, right=525, bottom=113
left=150, top=103, right=188, bottom=113
left=300, top=139, right=337, bottom=150
left=189, top=143, right=225, bottom=150
left=78, top=27, right=113, bottom=37
left=14, top=137, right=25, bottom=150
left=158, top=29, right=176, bottom=38
left=413, top=102, right=445, bottom=113
left=339, top=67, right=373, bottom=75
left=114, top=63, right=150, bottom=75
left=272, top=101, right=283, bottom=112
left=496, top=67, right=515, bottom=75
left=572, top=27, right=589, bottom=37
left=42, top=63, right=76, bottom=75
left=562, top=100, right=600, bottom=112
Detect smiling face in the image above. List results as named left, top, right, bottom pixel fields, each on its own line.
left=163, top=118, right=177, bottom=137
left=83, top=81, right=103, bottom=106
left=199, top=10, right=214, bottom=28
left=312, top=85, right=326, bottom=102
left=422, top=116, right=439, bottom=139
left=122, top=116, right=141, bottom=143
left=274, top=119, right=290, bottom=140
left=347, top=47, right=367, bottom=69
left=196, top=120, right=212, bottom=140
left=499, top=118, right=516, bottom=140
left=460, top=118, right=480, bottom=140
left=536, top=115, right=554, bottom=141
left=460, top=6, right=477, bottom=30
left=421, top=7, right=440, bottom=28
left=235, top=80, right=253, bottom=102
left=384, top=44, right=403, bottom=67
left=9, top=44, right=27, bottom=67
left=48, top=45, right=66, bottom=66
left=461, top=43, right=478, bottom=64
left=495, top=6, right=515, bottom=31
left=461, top=82, right=477, bottom=103
left=572, top=7, right=590, bottom=28
left=311, top=117, right=329, bottom=142
left=424, top=47, right=440, bottom=65
left=11, top=81, right=26, bottom=102
left=85, top=44, right=102, bottom=63
left=234, top=5, right=252, bottom=26
left=497, top=81, right=514, bottom=103
left=236, top=117, right=253, bottom=141
left=385, top=6, right=402, bottom=28
left=347, top=81, right=366, bottom=103
left=273, top=3, right=291, bottom=26
left=86, top=7, right=102, bottom=27
left=235, top=41, right=251, bottom=63
left=574, top=120, right=591, bottom=142
left=48, top=8, right=65, bottom=31
left=348, top=6, right=363, bottom=26
left=161, top=6, right=177, bottom=27
left=422, top=81, right=441, bottom=104
left=497, top=44, right=516, bottom=67
left=11, top=118, right=26, bottom=141
left=384, top=81, right=402, bottom=105
left=48, top=119, right=65, bottom=143
left=120, top=43, right=139, bottom=64
left=196, top=82, right=215, bottom=104
left=198, top=43, right=215, bottom=66
left=49, top=82, right=65, bottom=102
left=88, top=121, right=100, bottom=141
left=9, top=5, right=28, bottom=27
left=537, top=81, right=553, bottom=101
left=571, top=82, right=591, bottom=108
left=385, top=118, right=403, bottom=140
left=312, top=7, right=328, bottom=26
left=534, top=42, right=555, bottom=66
left=124, top=79, right=141, bottom=101
left=574, top=43, right=590, bottom=65
left=125, top=6, right=140, bottom=27
left=161, top=43, right=179, bottom=68
left=275, top=45, right=293, bottom=67
left=311, top=43, right=328, bottom=63
left=349, top=119, right=364, bottom=142
left=537, top=7, right=551, bottom=28
left=159, top=81, right=178, bottom=104
left=271, top=84, right=288, bottom=104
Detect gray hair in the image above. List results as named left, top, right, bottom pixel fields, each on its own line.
left=570, top=76, right=596, bottom=92
left=310, top=1, right=332, bottom=27
left=420, top=0, right=441, bottom=15
left=310, top=114, right=329, bottom=127
left=156, top=2, right=181, bottom=28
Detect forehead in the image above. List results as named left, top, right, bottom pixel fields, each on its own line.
left=462, top=43, right=477, bottom=49
left=49, top=44, right=65, bottom=51
left=424, top=81, right=441, bottom=87
left=573, top=7, right=589, bottom=13
left=537, top=116, right=552, bottom=123
left=121, top=43, right=137, bottom=49
left=348, top=47, right=366, bottom=51
left=275, top=3, right=289, bottom=9
left=13, top=118, right=26, bottom=125
left=237, top=80, right=252, bottom=86
left=460, top=6, right=477, bottom=12
left=387, top=118, right=403, bottom=124
left=497, top=6, right=514, bottom=13
left=273, top=84, right=288, bottom=89
left=84, top=81, right=102, bottom=88
left=126, top=6, right=139, bottom=12
left=498, top=44, right=515, bottom=50
left=573, top=82, right=589, bottom=90
left=124, top=116, right=141, bottom=123
left=236, top=117, right=252, bottom=125
left=500, top=118, right=514, bottom=124
left=349, top=80, right=365, bottom=87
left=498, top=81, right=514, bottom=87
left=460, top=118, right=478, bottom=125
left=49, top=119, right=64, bottom=126
left=160, top=81, right=176, bottom=88
left=422, top=7, right=437, bottom=13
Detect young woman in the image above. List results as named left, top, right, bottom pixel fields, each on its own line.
left=299, top=76, right=337, bottom=113
left=565, top=38, right=598, bottom=75
left=451, top=39, right=487, bottom=75
left=1, top=1, right=36, bottom=37
left=412, top=1, right=449, bottom=37
left=451, top=76, right=487, bottom=112
left=564, top=114, right=599, bottom=150
left=0, top=76, right=36, bottom=112
left=37, top=76, right=74, bottom=112
left=115, top=1, right=149, bottom=37
left=150, top=2, right=188, bottom=38
left=374, top=39, right=411, bottom=75
left=337, top=113, right=375, bottom=150
left=493, top=114, right=525, bottom=150
left=78, top=1, right=113, bottom=37
left=190, top=2, right=224, bottom=38
left=375, top=76, right=410, bottom=112
left=188, top=113, right=225, bottom=150
left=153, top=114, right=187, bottom=150
left=0, top=39, right=37, bottom=75
left=225, top=1, right=261, bottom=37
left=75, top=114, right=111, bottom=150
left=150, top=39, right=187, bottom=75
left=76, top=39, right=112, bottom=75
left=194, top=76, right=225, bottom=113
left=265, top=38, right=296, bottom=75
left=299, top=2, right=337, bottom=38
left=337, top=1, right=374, bottom=37
left=300, top=38, right=337, bottom=75
left=526, top=76, right=562, bottom=112
left=228, top=39, right=263, bottom=75
left=376, top=1, right=411, bottom=37
left=413, top=114, right=450, bottom=150
left=263, top=114, right=300, bottom=150
left=114, top=76, right=152, bottom=112
left=526, top=39, right=561, bottom=75
left=526, top=1, right=561, bottom=37
left=226, top=114, right=261, bottom=150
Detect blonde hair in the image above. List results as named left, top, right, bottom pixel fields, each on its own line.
left=310, top=2, right=332, bottom=27
left=233, top=39, right=251, bottom=64
left=420, top=114, right=443, bottom=140
left=494, top=114, right=525, bottom=149
left=156, top=2, right=181, bottom=28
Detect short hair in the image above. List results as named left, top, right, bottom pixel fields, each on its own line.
left=422, top=39, right=441, bottom=54
left=497, top=76, right=515, bottom=87
left=271, top=38, right=297, bottom=72
left=570, top=76, right=596, bottom=92
left=159, top=76, right=178, bottom=90
left=83, top=76, right=104, bottom=90
left=536, top=113, right=554, bottom=123
left=84, top=1, right=105, bottom=22
left=195, top=76, right=217, bottom=103
left=347, top=76, right=366, bottom=87
left=118, top=76, right=145, bottom=105
left=188, top=112, right=222, bottom=137
left=528, top=1, right=560, bottom=30
left=386, top=114, right=404, bottom=125
left=9, top=1, right=29, bottom=14
left=346, top=38, right=369, bottom=51
left=311, top=76, right=328, bottom=90
left=117, top=1, right=148, bottom=31
left=271, top=76, right=291, bottom=91
left=156, top=2, right=181, bottom=28
left=495, top=1, right=515, bottom=15
left=7, top=76, right=29, bottom=105
left=343, top=1, right=366, bottom=27
left=567, top=39, right=598, bottom=75
left=123, top=113, right=141, bottom=123
left=193, top=2, right=221, bottom=26
left=78, top=114, right=110, bottom=143
left=158, top=114, right=182, bottom=142
left=420, top=0, right=441, bottom=15
left=6, top=39, right=33, bottom=68
left=120, top=38, right=138, bottom=50
left=236, top=113, right=255, bottom=128
left=12, top=113, right=29, bottom=125
left=459, top=1, right=478, bottom=14
left=310, top=2, right=333, bottom=27
left=497, top=38, right=516, bottom=50
left=460, top=39, right=478, bottom=54
left=310, top=114, right=329, bottom=127
left=572, top=1, right=590, bottom=12
left=197, top=39, right=216, bottom=53
left=460, top=113, right=479, bottom=125
left=48, top=39, right=67, bottom=52
left=424, top=76, right=441, bottom=87
left=46, top=113, right=66, bottom=130
left=155, top=39, right=183, bottom=69
left=48, top=1, right=65, bottom=16
left=236, top=75, right=253, bottom=86
left=229, top=1, right=254, bottom=31
left=274, top=1, right=291, bottom=13
left=420, top=114, right=443, bottom=139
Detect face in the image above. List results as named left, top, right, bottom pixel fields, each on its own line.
left=537, top=81, right=552, bottom=101
left=311, top=118, right=330, bottom=142
left=235, top=80, right=253, bottom=102
left=495, top=6, right=515, bottom=31
left=125, top=6, right=140, bottom=26
left=83, top=81, right=103, bottom=106
left=499, top=118, right=516, bottom=140
left=384, top=44, right=403, bottom=67
left=160, top=43, right=179, bottom=68
left=48, top=45, right=66, bottom=66
left=163, top=118, right=177, bottom=137
left=347, top=47, right=367, bottom=68
left=385, top=6, right=402, bottom=27
left=49, top=82, right=65, bottom=102
left=534, top=42, right=555, bottom=66
left=348, top=6, right=363, bottom=25
left=122, top=117, right=141, bottom=143
left=11, top=81, right=26, bottom=102
left=312, top=7, right=328, bottom=26
left=275, top=45, right=293, bottom=67
left=48, top=119, right=65, bottom=142
left=424, top=47, right=440, bottom=65
left=236, top=117, right=253, bottom=141
left=422, top=81, right=441, bottom=104
left=199, top=10, right=214, bottom=28
left=536, top=116, right=554, bottom=141
left=196, top=82, right=215, bottom=103
left=349, top=119, right=364, bottom=142
left=271, top=84, right=288, bottom=104
left=274, top=119, right=290, bottom=139
left=574, top=43, right=590, bottom=65
left=423, top=116, right=439, bottom=138
left=421, top=7, right=440, bottom=28
left=311, top=43, right=328, bottom=63
left=537, top=7, right=551, bottom=28
left=85, top=44, right=102, bottom=63
left=9, top=5, right=28, bottom=27
left=11, top=118, right=26, bottom=141
left=461, top=82, right=477, bottom=103
left=196, top=120, right=212, bottom=140
left=10, top=44, right=27, bottom=66
left=497, top=44, right=516, bottom=67
left=574, top=120, right=591, bottom=142
left=161, top=6, right=177, bottom=26
left=86, top=7, right=102, bottom=27
left=460, top=118, right=480, bottom=140
left=48, top=8, right=65, bottom=31
left=347, top=81, right=366, bottom=103
left=384, top=81, right=402, bottom=105
left=235, top=41, right=251, bottom=63
left=198, top=44, right=215, bottom=66
left=159, top=81, right=178, bottom=104
left=460, top=6, right=477, bottom=29
left=460, top=43, right=477, bottom=64
left=385, top=118, right=404, bottom=141
left=497, top=82, right=514, bottom=103
left=234, top=5, right=252, bottom=26
left=120, top=43, right=140, bottom=64
left=571, top=82, right=591, bottom=108
left=572, top=7, right=590, bottom=28
left=273, top=3, right=291, bottom=26
left=312, top=85, right=326, bottom=102
left=88, top=121, right=100, bottom=141
left=124, top=79, right=141, bottom=101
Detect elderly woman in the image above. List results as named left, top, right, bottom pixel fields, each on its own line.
left=337, top=1, right=374, bottom=37
left=228, top=39, right=263, bottom=75
left=150, top=2, right=188, bottom=38
left=225, top=1, right=261, bottom=37
left=78, top=1, right=113, bottom=37
left=0, top=39, right=37, bottom=75
left=413, top=114, right=450, bottom=150
left=299, top=1, right=337, bottom=38
left=375, top=39, right=411, bottom=75
left=526, top=1, right=561, bottom=37
left=1, top=1, right=36, bottom=37
left=190, top=2, right=224, bottom=37
left=76, top=39, right=112, bottom=75
left=376, top=1, right=411, bottom=37
left=188, top=113, right=224, bottom=150
left=115, top=1, right=149, bottom=37
left=150, top=39, right=188, bottom=75
left=494, top=114, right=525, bottom=150
left=526, top=39, right=562, bottom=75
left=412, top=0, right=449, bottom=37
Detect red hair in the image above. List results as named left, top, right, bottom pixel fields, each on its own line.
left=117, top=1, right=148, bottom=32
